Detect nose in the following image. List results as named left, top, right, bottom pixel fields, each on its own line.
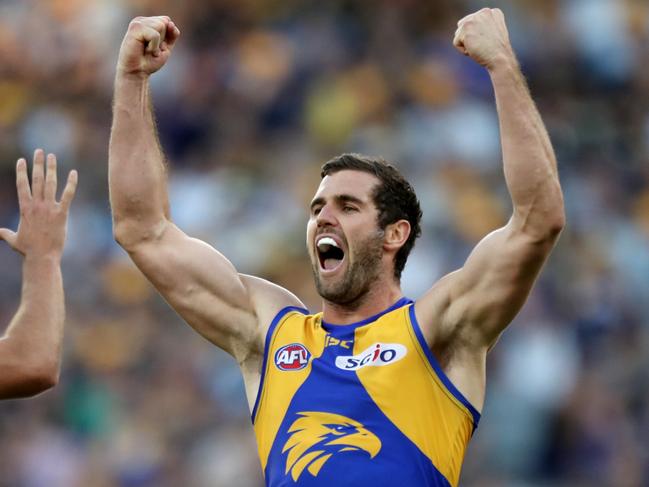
left=316, top=204, right=337, bottom=228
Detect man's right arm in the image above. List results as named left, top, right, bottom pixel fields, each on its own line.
left=0, top=151, right=77, bottom=399
left=109, top=16, right=303, bottom=361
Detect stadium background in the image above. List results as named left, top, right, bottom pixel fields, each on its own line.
left=1, top=0, right=648, bottom=485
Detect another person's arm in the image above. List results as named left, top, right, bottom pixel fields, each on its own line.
left=109, top=17, right=301, bottom=363
left=417, top=8, right=565, bottom=404
left=0, top=150, right=77, bottom=399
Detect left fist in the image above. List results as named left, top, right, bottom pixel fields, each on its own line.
left=453, top=8, right=514, bottom=71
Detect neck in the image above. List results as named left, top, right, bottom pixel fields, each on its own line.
left=321, top=279, right=404, bottom=325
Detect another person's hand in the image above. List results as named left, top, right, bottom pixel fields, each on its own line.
left=117, top=16, right=181, bottom=77
left=453, top=8, right=515, bottom=71
left=0, top=149, right=77, bottom=260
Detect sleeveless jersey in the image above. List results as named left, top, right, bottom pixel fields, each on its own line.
left=251, top=298, right=480, bottom=487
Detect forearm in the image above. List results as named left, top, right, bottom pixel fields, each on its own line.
left=109, top=74, right=170, bottom=246
left=1, top=256, right=64, bottom=396
left=489, top=57, right=564, bottom=237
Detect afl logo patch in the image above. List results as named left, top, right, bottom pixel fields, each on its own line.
left=275, top=343, right=311, bottom=371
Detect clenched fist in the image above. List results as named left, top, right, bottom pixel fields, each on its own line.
left=117, top=16, right=181, bottom=77
left=453, top=8, right=515, bottom=71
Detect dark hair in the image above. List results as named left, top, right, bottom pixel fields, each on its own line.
left=321, top=153, right=422, bottom=280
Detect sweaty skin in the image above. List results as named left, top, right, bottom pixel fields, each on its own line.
left=109, top=8, right=563, bottom=418
left=0, top=150, right=77, bottom=399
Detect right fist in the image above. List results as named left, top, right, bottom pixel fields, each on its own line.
left=117, top=16, right=180, bottom=77
left=453, top=9, right=513, bottom=71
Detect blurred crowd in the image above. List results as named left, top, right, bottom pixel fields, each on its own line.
left=0, top=0, right=648, bottom=485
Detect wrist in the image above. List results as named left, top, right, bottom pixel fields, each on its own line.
left=115, top=69, right=150, bottom=84
left=486, top=51, right=519, bottom=76
left=487, top=54, right=525, bottom=90
left=24, top=252, right=62, bottom=266
left=113, top=71, right=150, bottom=110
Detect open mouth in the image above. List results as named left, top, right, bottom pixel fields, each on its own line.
left=316, top=236, right=345, bottom=272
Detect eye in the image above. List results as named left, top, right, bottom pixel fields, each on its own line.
left=324, top=423, right=353, bottom=435
left=342, top=205, right=357, bottom=213
left=311, top=206, right=322, bottom=216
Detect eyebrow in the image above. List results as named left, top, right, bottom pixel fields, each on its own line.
left=309, top=194, right=365, bottom=212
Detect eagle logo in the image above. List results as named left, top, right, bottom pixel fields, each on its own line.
left=282, top=411, right=381, bottom=481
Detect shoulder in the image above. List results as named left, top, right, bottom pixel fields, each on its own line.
left=240, top=274, right=305, bottom=308
left=413, top=271, right=458, bottom=348
left=240, top=274, right=307, bottom=344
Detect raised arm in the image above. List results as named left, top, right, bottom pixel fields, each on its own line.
left=417, top=9, right=565, bottom=364
left=0, top=150, right=77, bottom=399
left=110, top=16, right=178, bottom=247
left=109, top=16, right=302, bottom=363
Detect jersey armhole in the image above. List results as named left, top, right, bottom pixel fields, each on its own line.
left=251, top=306, right=309, bottom=423
left=407, top=304, right=481, bottom=432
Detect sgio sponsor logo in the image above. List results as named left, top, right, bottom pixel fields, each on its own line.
left=275, top=343, right=311, bottom=371
left=335, top=343, right=407, bottom=371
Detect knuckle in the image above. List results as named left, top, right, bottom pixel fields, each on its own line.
left=144, top=18, right=163, bottom=29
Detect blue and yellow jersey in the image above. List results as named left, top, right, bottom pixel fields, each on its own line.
left=252, top=298, right=480, bottom=487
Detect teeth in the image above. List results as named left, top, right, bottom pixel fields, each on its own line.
left=317, top=237, right=340, bottom=251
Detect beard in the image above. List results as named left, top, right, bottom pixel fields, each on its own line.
left=312, top=229, right=385, bottom=306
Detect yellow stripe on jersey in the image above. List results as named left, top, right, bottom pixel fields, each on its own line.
left=253, top=308, right=326, bottom=471
left=355, top=304, right=475, bottom=486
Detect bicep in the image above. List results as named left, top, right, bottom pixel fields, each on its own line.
left=125, top=221, right=262, bottom=358
left=421, top=218, right=559, bottom=348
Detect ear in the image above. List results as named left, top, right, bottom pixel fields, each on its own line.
left=383, top=220, right=411, bottom=252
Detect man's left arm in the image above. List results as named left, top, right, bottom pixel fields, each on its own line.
left=417, top=8, right=565, bottom=354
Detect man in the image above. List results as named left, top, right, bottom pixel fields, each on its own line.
left=109, top=8, right=564, bottom=486
left=0, top=150, right=77, bottom=399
